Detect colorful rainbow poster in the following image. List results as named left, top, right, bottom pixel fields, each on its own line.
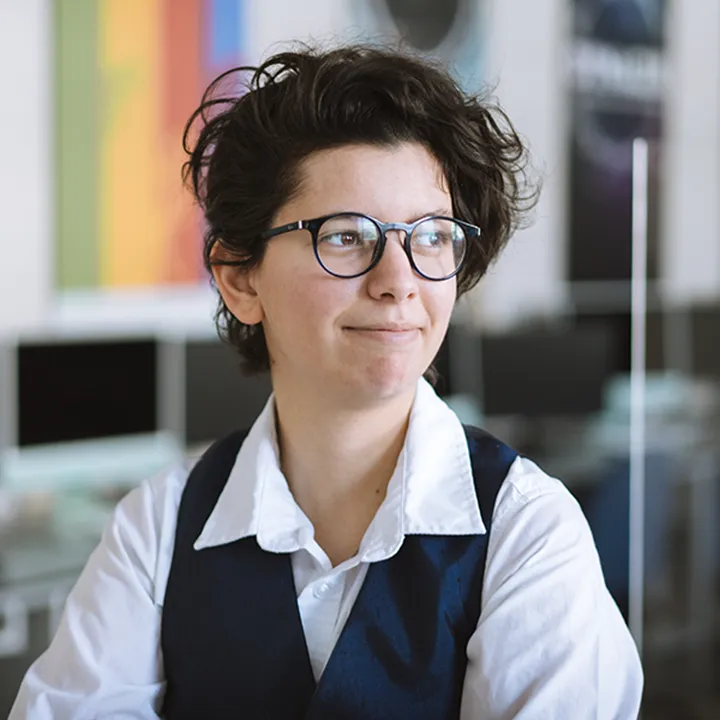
left=56, top=0, right=244, bottom=290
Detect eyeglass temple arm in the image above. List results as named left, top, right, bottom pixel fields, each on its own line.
left=210, top=220, right=312, bottom=267
left=260, top=220, right=307, bottom=239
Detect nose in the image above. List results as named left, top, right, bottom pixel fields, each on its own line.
left=365, top=230, right=419, bottom=302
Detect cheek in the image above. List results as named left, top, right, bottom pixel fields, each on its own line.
left=261, top=269, right=354, bottom=345
left=426, top=283, right=456, bottom=331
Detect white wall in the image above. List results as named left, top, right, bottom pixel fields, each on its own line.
left=469, top=0, right=570, bottom=330
left=245, top=0, right=352, bottom=59
left=0, top=0, right=52, bottom=336
left=661, top=0, right=720, bottom=306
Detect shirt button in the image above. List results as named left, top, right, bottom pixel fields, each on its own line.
left=314, top=582, right=332, bottom=599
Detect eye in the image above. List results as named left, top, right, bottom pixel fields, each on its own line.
left=320, top=230, right=364, bottom=247
left=413, top=230, right=450, bottom=248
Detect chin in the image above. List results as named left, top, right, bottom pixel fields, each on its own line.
left=345, top=359, right=422, bottom=403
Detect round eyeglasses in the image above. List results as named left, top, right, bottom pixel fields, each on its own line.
left=259, top=212, right=479, bottom=281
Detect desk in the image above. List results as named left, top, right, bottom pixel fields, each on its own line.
left=0, top=526, right=97, bottom=657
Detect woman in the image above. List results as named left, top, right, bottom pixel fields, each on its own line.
left=11, top=45, right=642, bottom=719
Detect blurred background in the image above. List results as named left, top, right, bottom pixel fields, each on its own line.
left=0, top=0, right=718, bottom=716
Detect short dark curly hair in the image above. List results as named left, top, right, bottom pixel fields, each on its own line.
left=183, top=44, right=538, bottom=374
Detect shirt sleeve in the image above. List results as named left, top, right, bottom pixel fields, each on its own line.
left=9, top=467, right=185, bottom=720
left=461, top=458, right=643, bottom=720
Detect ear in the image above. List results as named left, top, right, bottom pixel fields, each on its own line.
left=211, top=247, right=265, bottom=326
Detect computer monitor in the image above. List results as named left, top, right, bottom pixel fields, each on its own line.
left=17, top=339, right=157, bottom=447
left=184, top=339, right=272, bottom=449
left=480, top=325, right=613, bottom=417
left=573, top=311, right=666, bottom=374
left=426, top=323, right=484, bottom=399
left=689, top=303, right=720, bottom=378
left=0, top=337, right=181, bottom=491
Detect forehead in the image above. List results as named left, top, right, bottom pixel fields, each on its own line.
left=282, top=142, right=452, bottom=223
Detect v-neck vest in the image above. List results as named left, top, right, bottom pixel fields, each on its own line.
left=161, top=425, right=517, bottom=719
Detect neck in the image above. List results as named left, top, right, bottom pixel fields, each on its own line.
left=272, top=379, right=416, bottom=564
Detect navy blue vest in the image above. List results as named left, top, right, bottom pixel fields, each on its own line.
left=161, top=426, right=517, bottom=719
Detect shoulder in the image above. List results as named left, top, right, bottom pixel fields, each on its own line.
left=116, top=457, right=195, bottom=531
left=495, top=455, right=585, bottom=525
left=465, top=456, right=643, bottom=716
left=106, top=458, right=196, bottom=604
left=487, top=456, right=601, bottom=587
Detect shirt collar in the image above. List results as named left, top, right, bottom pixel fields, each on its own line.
left=194, top=378, right=485, bottom=555
left=194, top=398, right=315, bottom=552
left=402, top=378, right=486, bottom=536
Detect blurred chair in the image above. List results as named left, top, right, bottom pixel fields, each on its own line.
left=586, top=373, right=720, bottom=635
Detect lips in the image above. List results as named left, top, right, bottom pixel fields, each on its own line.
left=345, top=324, right=420, bottom=332
left=343, top=325, right=422, bottom=345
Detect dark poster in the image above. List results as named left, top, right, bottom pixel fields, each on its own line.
left=569, top=0, right=666, bottom=282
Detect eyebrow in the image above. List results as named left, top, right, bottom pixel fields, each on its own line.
left=407, top=208, right=454, bottom=223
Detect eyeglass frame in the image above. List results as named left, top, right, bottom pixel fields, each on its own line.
left=255, top=211, right=479, bottom=281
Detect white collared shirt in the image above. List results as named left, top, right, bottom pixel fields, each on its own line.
left=10, top=379, right=642, bottom=719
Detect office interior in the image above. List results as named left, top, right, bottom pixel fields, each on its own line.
left=1, top=0, right=719, bottom=717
